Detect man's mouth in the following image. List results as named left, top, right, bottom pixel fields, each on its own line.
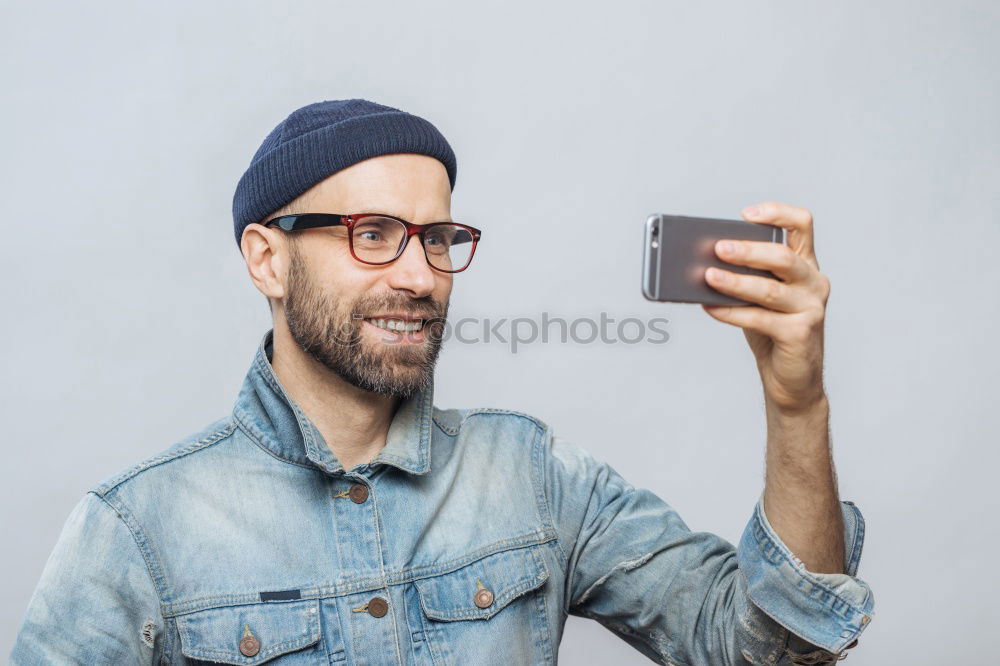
left=362, top=316, right=426, bottom=333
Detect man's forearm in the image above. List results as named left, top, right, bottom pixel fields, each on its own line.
left=761, top=394, right=845, bottom=574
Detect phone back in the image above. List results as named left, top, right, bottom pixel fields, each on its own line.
left=642, top=214, right=785, bottom=306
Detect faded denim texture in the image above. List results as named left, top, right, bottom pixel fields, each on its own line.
left=11, top=329, right=874, bottom=664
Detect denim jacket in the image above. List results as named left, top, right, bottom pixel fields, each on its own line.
left=12, top=328, right=874, bottom=665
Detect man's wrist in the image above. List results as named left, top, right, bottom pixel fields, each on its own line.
left=765, top=391, right=829, bottom=421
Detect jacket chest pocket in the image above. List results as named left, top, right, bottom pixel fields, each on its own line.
left=176, top=598, right=328, bottom=664
left=410, top=544, right=552, bottom=665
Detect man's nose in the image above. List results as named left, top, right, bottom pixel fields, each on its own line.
left=384, top=237, right=438, bottom=298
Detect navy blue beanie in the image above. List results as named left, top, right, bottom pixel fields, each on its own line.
left=232, top=98, right=458, bottom=248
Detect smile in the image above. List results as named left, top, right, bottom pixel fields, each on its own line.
left=363, top=318, right=425, bottom=333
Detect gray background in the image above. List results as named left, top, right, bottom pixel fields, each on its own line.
left=2, top=1, right=997, bottom=663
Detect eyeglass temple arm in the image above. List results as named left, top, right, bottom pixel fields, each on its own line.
left=266, top=214, right=349, bottom=231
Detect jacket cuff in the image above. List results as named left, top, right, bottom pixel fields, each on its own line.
left=736, top=494, right=875, bottom=654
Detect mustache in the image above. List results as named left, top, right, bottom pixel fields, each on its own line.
left=350, top=298, right=445, bottom=321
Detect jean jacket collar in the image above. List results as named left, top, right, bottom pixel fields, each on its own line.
left=231, top=328, right=433, bottom=476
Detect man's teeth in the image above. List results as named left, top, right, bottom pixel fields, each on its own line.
left=365, top=318, right=423, bottom=332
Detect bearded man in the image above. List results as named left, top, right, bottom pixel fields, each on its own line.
left=11, top=99, right=873, bottom=665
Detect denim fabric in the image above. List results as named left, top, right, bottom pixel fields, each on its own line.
left=11, top=328, right=874, bottom=665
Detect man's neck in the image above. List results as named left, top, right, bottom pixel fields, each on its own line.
left=268, top=324, right=400, bottom=472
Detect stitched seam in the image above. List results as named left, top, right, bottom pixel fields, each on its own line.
left=233, top=415, right=318, bottom=470
left=459, top=407, right=548, bottom=430
left=453, top=411, right=572, bottom=599
left=419, top=389, right=431, bottom=471
left=161, top=533, right=557, bottom=617
left=752, top=502, right=871, bottom=617
left=95, top=422, right=237, bottom=495
left=252, top=352, right=358, bottom=474
left=255, top=350, right=287, bottom=395
left=160, top=616, right=177, bottom=664
left=186, top=634, right=315, bottom=659
left=846, top=502, right=866, bottom=576
left=178, top=599, right=319, bottom=659
left=393, top=534, right=556, bottom=582
left=534, top=573, right=554, bottom=664
left=534, top=423, right=568, bottom=572
left=92, top=492, right=169, bottom=611
left=367, top=473, right=403, bottom=663
left=252, top=347, right=432, bottom=474
left=431, top=409, right=460, bottom=435
left=251, top=352, right=337, bottom=469
left=740, top=567, right=857, bottom=658
left=417, top=569, right=549, bottom=620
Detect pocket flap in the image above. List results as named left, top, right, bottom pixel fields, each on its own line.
left=176, top=598, right=321, bottom=664
left=413, top=545, right=549, bottom=621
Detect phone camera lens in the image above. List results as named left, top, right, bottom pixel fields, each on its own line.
left=651, top=226, right=659, bottom=236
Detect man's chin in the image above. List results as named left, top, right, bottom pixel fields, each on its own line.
left=358, top=368, right=433, bottom=398
left=356, top=336, right=432, bottom=365
left=341, top=340, right=436, bottom=395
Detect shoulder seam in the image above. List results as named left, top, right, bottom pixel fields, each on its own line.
left=88, top=491, right=167, bottom=612
left=431, top=407, right=550, bottom=436
left=458, top=407, right=549, bottom=429
left=430, top=407, right=461, bottom=436
left=94, top=421, right=238, bottom=497
left=531, top=422, right=570, bottom=576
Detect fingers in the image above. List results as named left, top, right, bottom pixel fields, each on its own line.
left=702, top=201, right=829, bottom=339
left=704, top=268, right=814, bottom=314
left=742, top=201, right=819, bottom=269
left=706, top=201, right=828, bottom=313
left=713, top=238, right=812, bottom=283
left=701, top=302, right=820, bottom=343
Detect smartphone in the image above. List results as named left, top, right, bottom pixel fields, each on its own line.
left=641, top=213, right=786, bottom=306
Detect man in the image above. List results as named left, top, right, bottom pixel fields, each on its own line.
left=11, top=99, right=874, bottom=664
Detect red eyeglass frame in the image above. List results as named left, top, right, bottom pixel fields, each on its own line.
left=262, top=212, right=482, bottom=273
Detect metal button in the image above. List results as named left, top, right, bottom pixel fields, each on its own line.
left=348, top=483, right=369, bottom=504
left=239, top=624, right=260, bottom=657
left=367, top=596, right=389, bottom=618
left=474, top=587, right=494, bottom=609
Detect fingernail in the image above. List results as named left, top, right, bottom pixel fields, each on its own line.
left=744, top=205, right=761, bottom=217
left=718, top=240, right=735, bottom=254
left=708, top=267, right=727, bottom=282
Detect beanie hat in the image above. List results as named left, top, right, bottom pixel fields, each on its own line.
left=231, top=98, right=458, bottom=248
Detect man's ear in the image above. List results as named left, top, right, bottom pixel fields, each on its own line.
left=242, top=223, right=288, bottom=304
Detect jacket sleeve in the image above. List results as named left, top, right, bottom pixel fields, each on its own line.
left=541, top=428, right=874, bottom=665
left=10, top=491, right=164, bottom=664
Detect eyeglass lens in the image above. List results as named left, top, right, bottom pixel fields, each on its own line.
left=352, top=217, right=475, bottom=271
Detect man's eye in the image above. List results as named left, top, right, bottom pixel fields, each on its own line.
left=358, top=231, right=381, bottom=242
left=425, top=232, right=452, bottom=247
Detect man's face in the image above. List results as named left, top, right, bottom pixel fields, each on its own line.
left=274, top=154, right=455, bottom=397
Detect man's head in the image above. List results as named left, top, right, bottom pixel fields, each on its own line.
left=242, top=154, right=454, bottom=398
left=232, top=100, right=461, bottom=398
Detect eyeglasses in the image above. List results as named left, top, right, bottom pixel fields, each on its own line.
left=263, top=213, right=482, bottom=274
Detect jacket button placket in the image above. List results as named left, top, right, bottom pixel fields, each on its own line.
left=332, top=477, right=397, bottom=660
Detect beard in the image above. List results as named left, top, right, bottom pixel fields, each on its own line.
left=283, top=243, right=448, bottom=398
